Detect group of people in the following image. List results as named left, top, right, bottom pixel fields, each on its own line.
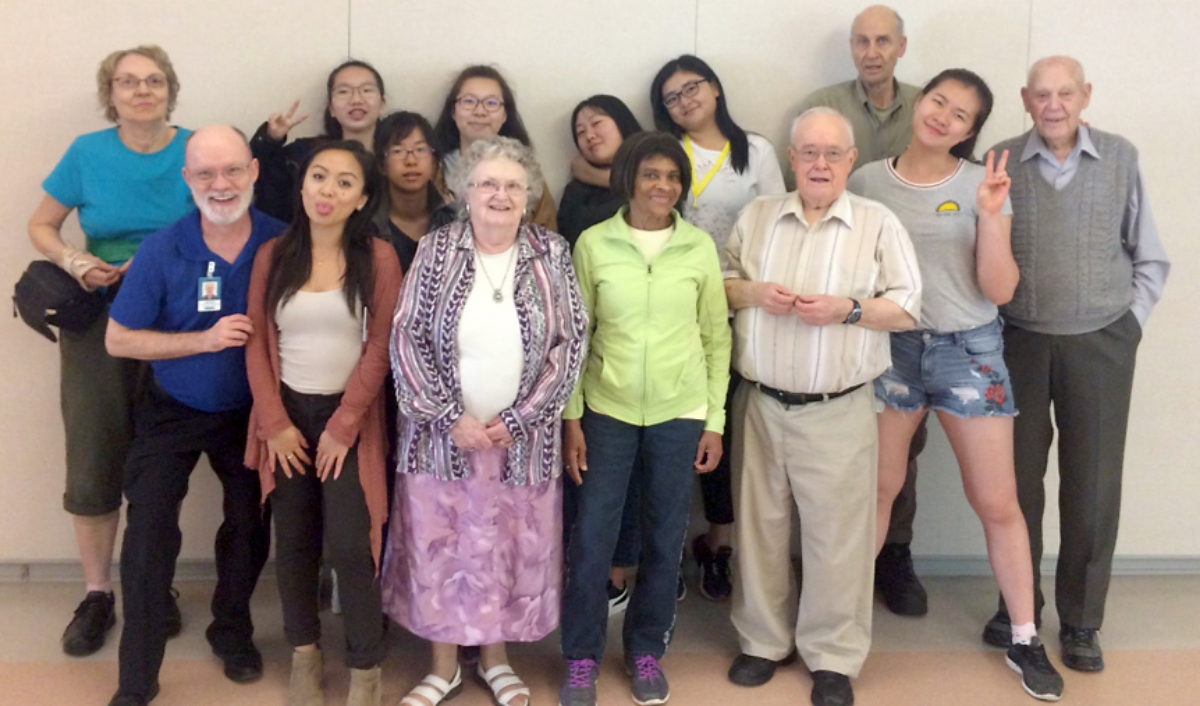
left=24, top=5, right=1168, bottom=706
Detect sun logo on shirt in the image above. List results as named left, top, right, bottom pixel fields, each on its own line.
left=936, top=201, right=961, bottom=215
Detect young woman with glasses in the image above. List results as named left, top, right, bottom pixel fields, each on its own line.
left=648, top=54, right=785, bottom=603
left=432, top=65, right=557, bottom=231
left=250, top=60, right=388, bottom=222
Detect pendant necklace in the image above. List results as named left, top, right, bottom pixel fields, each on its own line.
left=475, top=244, right=517, bottom=303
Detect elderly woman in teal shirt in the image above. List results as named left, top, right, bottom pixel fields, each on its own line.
left=26, top=45, right=193, bottom=658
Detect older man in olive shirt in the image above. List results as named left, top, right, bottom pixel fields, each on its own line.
left=798, top=3, right=927, bottom=618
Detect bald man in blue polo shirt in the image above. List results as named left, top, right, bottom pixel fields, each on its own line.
left=103, top=125, right=286, bottom=706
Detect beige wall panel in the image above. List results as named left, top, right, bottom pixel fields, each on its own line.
left=349, top=0, right=697, bottom=194
left=0, top=0, right=349, bottom=561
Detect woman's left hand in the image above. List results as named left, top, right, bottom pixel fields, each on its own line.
left=315, top=430, right=351, bottom=482
left=694, top=431, right=723, bottom=473
left=484, top=417, right=514, bottom=448
left=977, top=149, right=1011, bottom=216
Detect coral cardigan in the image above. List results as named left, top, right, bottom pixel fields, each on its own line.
left=244, top=236, right=402, bottom=569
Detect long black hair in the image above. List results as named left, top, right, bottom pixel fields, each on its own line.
left=433, top=65, right=532, bottom=152
left=919, top=68, right=994, bottom=161
left=650, top=55, right=750, bottom=174
left=375, top=111, right=443, bottom=215
left=570, top=94, right=643, bottom=150
left=265, top=140, right=381, bottom=317
left=322, top=59, right=387, bottom=139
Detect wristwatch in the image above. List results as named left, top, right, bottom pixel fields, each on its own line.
left=844, top=298, right=862, bottom=325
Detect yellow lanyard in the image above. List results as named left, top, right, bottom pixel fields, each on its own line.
left=684, top=135, right=731, bottom=209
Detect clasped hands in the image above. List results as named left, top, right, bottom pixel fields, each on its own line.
left=757, top=281, right=853, bottom=326
left=449, top=414, right=514, bottom=452
left=267, top=425, right=351, bottom=482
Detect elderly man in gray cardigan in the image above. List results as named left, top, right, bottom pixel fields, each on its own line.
left=981, top=56, right=1170, bottom=674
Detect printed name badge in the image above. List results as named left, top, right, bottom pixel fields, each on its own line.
left=198, top=261, right=222, bottom=312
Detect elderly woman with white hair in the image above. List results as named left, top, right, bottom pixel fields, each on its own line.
left=384, top=135, right=588, bottom=706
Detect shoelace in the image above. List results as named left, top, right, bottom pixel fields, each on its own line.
left=567, top=659, right=597, bottom=688
left=1019, top=642, right=1055, bottom=670
left=75, top=593, right=110, bottom=619
left=634, top=655, right=661, bottom=682
left=1063, top=627, right=1098, bottom=647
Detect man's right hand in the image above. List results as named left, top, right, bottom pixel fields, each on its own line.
left=757, top=282, right=798, bottom=316
left=265, top=99, right=309, bottom=142
left=205, top=314, right=254, bottom=352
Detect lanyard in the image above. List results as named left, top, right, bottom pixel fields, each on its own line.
left=683, top=135, right=731, bottom=209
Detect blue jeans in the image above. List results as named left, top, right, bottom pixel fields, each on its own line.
left=560, top=410, right=702, bottom=660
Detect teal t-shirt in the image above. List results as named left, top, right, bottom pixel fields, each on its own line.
left=42, top=127, right=194, bottom=263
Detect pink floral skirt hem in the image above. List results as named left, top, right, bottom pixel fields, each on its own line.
left=382, top=446, right=562, bottom=645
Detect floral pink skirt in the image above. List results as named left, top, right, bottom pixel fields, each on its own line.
left=382, top=446, right=562, bottom=645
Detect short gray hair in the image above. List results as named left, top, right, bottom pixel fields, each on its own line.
left=450, top=136, right=545, bottom=219
left=791, top=107, right=856, bottom=148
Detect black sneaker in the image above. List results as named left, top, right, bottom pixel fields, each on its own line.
left=1059, top=624, right=1104, bottom=672
left=1006, top=637, right=1064, bottom=701
left=165, top=586, right=182, bottom=639
left=676, top=570, right=686, bottom=602
left=874, top=543, right=928, bottom=616
left=692, top=535, right=733, bottom=602
left=607, top=580, right=631, bottom=616
left=983, top=608, right=1042, bottom=648
left=62, top=590, right=116, bottom=656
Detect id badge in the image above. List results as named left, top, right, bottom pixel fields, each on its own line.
left=198, top=277, right=222, bottom=312
left=198, top=261, right=221, bottom=312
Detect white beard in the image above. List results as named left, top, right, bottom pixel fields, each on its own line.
left=194, top=188, right=252, bottom=226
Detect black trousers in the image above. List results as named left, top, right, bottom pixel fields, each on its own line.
left=697, top=371, right=741, bottom=527
left=999, top=312, right=1141, bottom=628
left=117, top=383, right=270, bottom=699
left=273, top=386, right=384, bottom=669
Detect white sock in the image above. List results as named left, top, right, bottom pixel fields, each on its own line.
left=1012, top=621, right=1037, bottom=645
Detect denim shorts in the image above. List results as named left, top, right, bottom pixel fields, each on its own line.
left=874, top=318, right=1016, bottom=418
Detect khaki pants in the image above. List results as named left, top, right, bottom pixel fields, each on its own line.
left=730, top=381, right=877, bottom=677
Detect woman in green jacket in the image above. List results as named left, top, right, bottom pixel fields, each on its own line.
left=558, top=132, right=731, bottom=706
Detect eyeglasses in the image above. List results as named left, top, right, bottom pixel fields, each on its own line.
left=456, top=95, right=505, bottom=113
left=387, top=146, right=435, bottom=160
left=332, top=84, right=381, bottom=100
left=793, top=146, right=850, bottom=164
left=112, top=74, right=168, bottom=91
left=662, top=79, right=709, bottom=109
left=191, top=162, right=253, bottom=184
left=468, top=179, right=527, bottom=196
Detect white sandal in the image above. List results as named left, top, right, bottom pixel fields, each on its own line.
left=475, top=663, right=531, bottom=706
left=400, top=665, right=463, bottom=706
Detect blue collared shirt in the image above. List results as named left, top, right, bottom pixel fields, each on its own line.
left=110, top=208, right=287, bottom=412
left=1018, top=126, right=1170, bottom=326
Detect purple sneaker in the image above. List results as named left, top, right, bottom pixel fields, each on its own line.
left=626, top=654, right=670, bottom=705
left=559, top=658, right=599, bottom=706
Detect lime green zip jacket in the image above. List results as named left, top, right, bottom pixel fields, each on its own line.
left=564, top=209, right=731, bottom=432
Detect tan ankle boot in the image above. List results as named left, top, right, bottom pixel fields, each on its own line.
left=288, top=648, right=324, bottom=706
left=347, top=665, right=381, bottom=706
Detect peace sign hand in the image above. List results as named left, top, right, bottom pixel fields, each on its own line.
left=265, top=99, right=310, bottom=142
left=977, top=149, right=1011, bottom=216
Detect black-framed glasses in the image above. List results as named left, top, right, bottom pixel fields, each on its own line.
left=331, top=84, right=381, bottom=100
left=662, top=79, right=709, bottom=109
left=456, top=95, right=505, bottom=113
left=387, top=146, right=435, bottom=160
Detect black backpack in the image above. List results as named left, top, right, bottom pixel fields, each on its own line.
left=12, top=261, right=105, bottom=342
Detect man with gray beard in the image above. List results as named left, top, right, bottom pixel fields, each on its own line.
left=103, top=125, right=286, bottom=706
